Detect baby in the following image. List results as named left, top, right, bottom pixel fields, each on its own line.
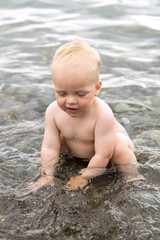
left=30, top=40, right=144, bottom=190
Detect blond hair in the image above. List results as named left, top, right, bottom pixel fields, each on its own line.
left=51, top=40, right=100, bottom=82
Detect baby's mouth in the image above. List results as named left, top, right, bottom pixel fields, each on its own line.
left=67, top=107, right=78, bottom=114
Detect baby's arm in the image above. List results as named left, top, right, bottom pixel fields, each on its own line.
left=29, top=103, right=61, bottom=189
left=82, top=110, right=115, bottom=179
left=67, top=109, right=115, bottom=190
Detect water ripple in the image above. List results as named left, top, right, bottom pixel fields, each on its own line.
left=0, top=1, right=160, bottom=239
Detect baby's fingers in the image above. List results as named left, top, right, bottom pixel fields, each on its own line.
left=28, top=176, right=54, bottom=191
left=65, top=176, right=88, bottom=191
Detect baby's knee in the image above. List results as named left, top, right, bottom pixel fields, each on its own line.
left=111, top=133, right=137, bottom=165
left=113, top=133, right=125, bottom=158
left=113, top=133, right=134, bottom=158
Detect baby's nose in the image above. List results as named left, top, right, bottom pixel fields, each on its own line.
left=66, top=95, right=77, bottom=104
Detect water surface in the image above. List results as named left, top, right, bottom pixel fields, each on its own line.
left=0, top=0, right=160, bottom=239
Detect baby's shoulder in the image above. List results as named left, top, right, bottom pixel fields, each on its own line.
left=46, top=101, right=58, bottom=110
left=95, top=98, right=115, bottom=129
left=96, top=98, right=113, bottom=116
left=45, top=101, right=59, bottom=118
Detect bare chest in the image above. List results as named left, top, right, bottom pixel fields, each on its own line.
left=57, top=117, right=95, bottom=142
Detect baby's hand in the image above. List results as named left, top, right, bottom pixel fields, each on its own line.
left=66, top=176, right=88, bottom=190
left=28, top=175, right=54, bottom=191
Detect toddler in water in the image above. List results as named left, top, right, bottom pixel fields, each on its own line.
left=30, top=40, right=144, bottom=190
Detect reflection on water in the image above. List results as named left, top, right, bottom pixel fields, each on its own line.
left=0, top=0, right=160, bottom=239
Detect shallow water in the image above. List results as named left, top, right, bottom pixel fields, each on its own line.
left=0, top=0, right=160, bottom=239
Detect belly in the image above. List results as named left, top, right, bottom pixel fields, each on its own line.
left=66, top=139, right=95, bottom=159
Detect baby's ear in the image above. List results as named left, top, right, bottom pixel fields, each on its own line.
left=95, top=80, right=102, bottom=96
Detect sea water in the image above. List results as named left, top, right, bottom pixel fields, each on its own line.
left=0, top=0, right=160, bottom=239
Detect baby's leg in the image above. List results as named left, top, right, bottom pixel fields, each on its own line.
left=111, top=133, right=144, bottom=181
left=60, top=134, right=71, bottom=155
left=111, top=133, right=137, bottom=165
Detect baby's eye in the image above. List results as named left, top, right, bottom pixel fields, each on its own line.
left=76, top=92, right=87, bottom=97
left=57, top=92, right=67, bottom=96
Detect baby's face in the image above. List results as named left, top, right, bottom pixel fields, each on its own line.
left=52, top=64, right=101, bottom=117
